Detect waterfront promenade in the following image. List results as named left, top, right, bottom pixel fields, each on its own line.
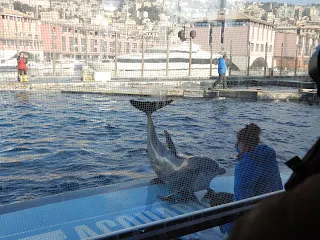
left=0, top=76, right=318, bottom=103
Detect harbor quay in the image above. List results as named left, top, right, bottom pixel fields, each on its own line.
left=0, top=76, right=318, bottom=103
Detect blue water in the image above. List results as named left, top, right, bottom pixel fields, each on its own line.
left=0, top=91, right=319, bottom=205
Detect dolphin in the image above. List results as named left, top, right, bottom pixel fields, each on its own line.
left=130, top=99, right=226, bottom=202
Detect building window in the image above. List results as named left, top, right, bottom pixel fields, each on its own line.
left=251, top=43, right=254, bottom=51
left=255, top=44, right=259, bottom=52
left=269, top=45, right=272, bottom=52
left=260, top=44, right=264, bottom=52
left=62, top=27, right=67, bottom=33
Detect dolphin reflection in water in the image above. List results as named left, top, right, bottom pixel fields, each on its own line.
left=130, top=99, right=226, bottom=202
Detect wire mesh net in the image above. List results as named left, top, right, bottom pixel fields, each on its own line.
left=0, top=0, right=320, bottom=239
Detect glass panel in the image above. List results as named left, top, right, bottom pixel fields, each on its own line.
left=0, top=1, right=319, bottom=240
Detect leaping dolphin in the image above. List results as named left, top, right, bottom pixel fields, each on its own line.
left=130, top=99, right=226, bottom=202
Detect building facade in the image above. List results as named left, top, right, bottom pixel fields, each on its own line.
left=191, top=11, right=275, bottom=72
left=0, top=8, right=43, bottom=60
left=274, top=31, right=319, bottom=71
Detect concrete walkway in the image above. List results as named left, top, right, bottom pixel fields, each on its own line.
left=0, top=80, right=318, bottom=103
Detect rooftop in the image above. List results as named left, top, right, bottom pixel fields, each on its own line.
left=193, top=11, right=274, bottom=27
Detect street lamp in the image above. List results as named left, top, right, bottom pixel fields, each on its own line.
left=178, top=26, right=196, bottom=76
left=206, top=2, right=226, bottom=76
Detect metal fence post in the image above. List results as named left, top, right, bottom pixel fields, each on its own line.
left=166, top=30, right=169, bottom=77
left=294, top=44, right=298, bottom=76
left=188, top=37, right=192, bottom=77
left=280, top=42, right=284, bottom=76
left=264, top=42, right=268, bottom=76
left=229, top=40, right=232, bottom=76
left=247, top=41, right=250, bottom=76
left=141, top=34, right=144, bottom=77
left=114, top=32, right=118, bottom=78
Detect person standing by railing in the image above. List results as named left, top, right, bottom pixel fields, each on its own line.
left=212, top=54, right=227, bottom=89
left=17, top=52, right=28, bottom=82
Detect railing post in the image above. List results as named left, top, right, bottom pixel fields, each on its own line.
left=294, top=44, right=298, bottom=76
left=114, top=32, right=118, bottom=78
left=264, top=42, right=268, bottom=76
left=188, top=38, right=192, bottom=76
left=141, top=34, right=144, bottom=77
left=229, top=40, right=232, bottom=76
left=85, top=26, right=88, bottom=65
left=280, top=42, right=284, bottom=76
left=247, top=41, right=250, bottom=76
left=166, top=30, right=169, bottom=77
left=209, top=24, right=213, bottom=77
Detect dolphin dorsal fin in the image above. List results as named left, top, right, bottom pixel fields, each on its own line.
left=164, top=130, right=177, bottom=156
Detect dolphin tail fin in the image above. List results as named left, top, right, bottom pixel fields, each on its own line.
left=130, top=100, right=173, bottom=115
left=164, top=130, right=178, bottom=156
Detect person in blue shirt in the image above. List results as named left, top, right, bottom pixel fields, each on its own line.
left=212, top=54, right=227, bottom=89
left=220, top=123, right=283, bottom=234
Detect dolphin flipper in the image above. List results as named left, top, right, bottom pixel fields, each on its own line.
left=164, top=130, right=178, bottom=156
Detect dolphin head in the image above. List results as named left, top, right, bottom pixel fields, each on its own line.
left=210, top=161, right=226, bottom=176
left=185, top=157, right=226, bottom=192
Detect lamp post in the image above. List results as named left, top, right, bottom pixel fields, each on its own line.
left=207, top=1, right=226, bottom=76
left=177, top=28, right=197, bottom=77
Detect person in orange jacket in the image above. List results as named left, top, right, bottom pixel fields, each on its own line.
left=17, top=52, right=28, bottom=82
